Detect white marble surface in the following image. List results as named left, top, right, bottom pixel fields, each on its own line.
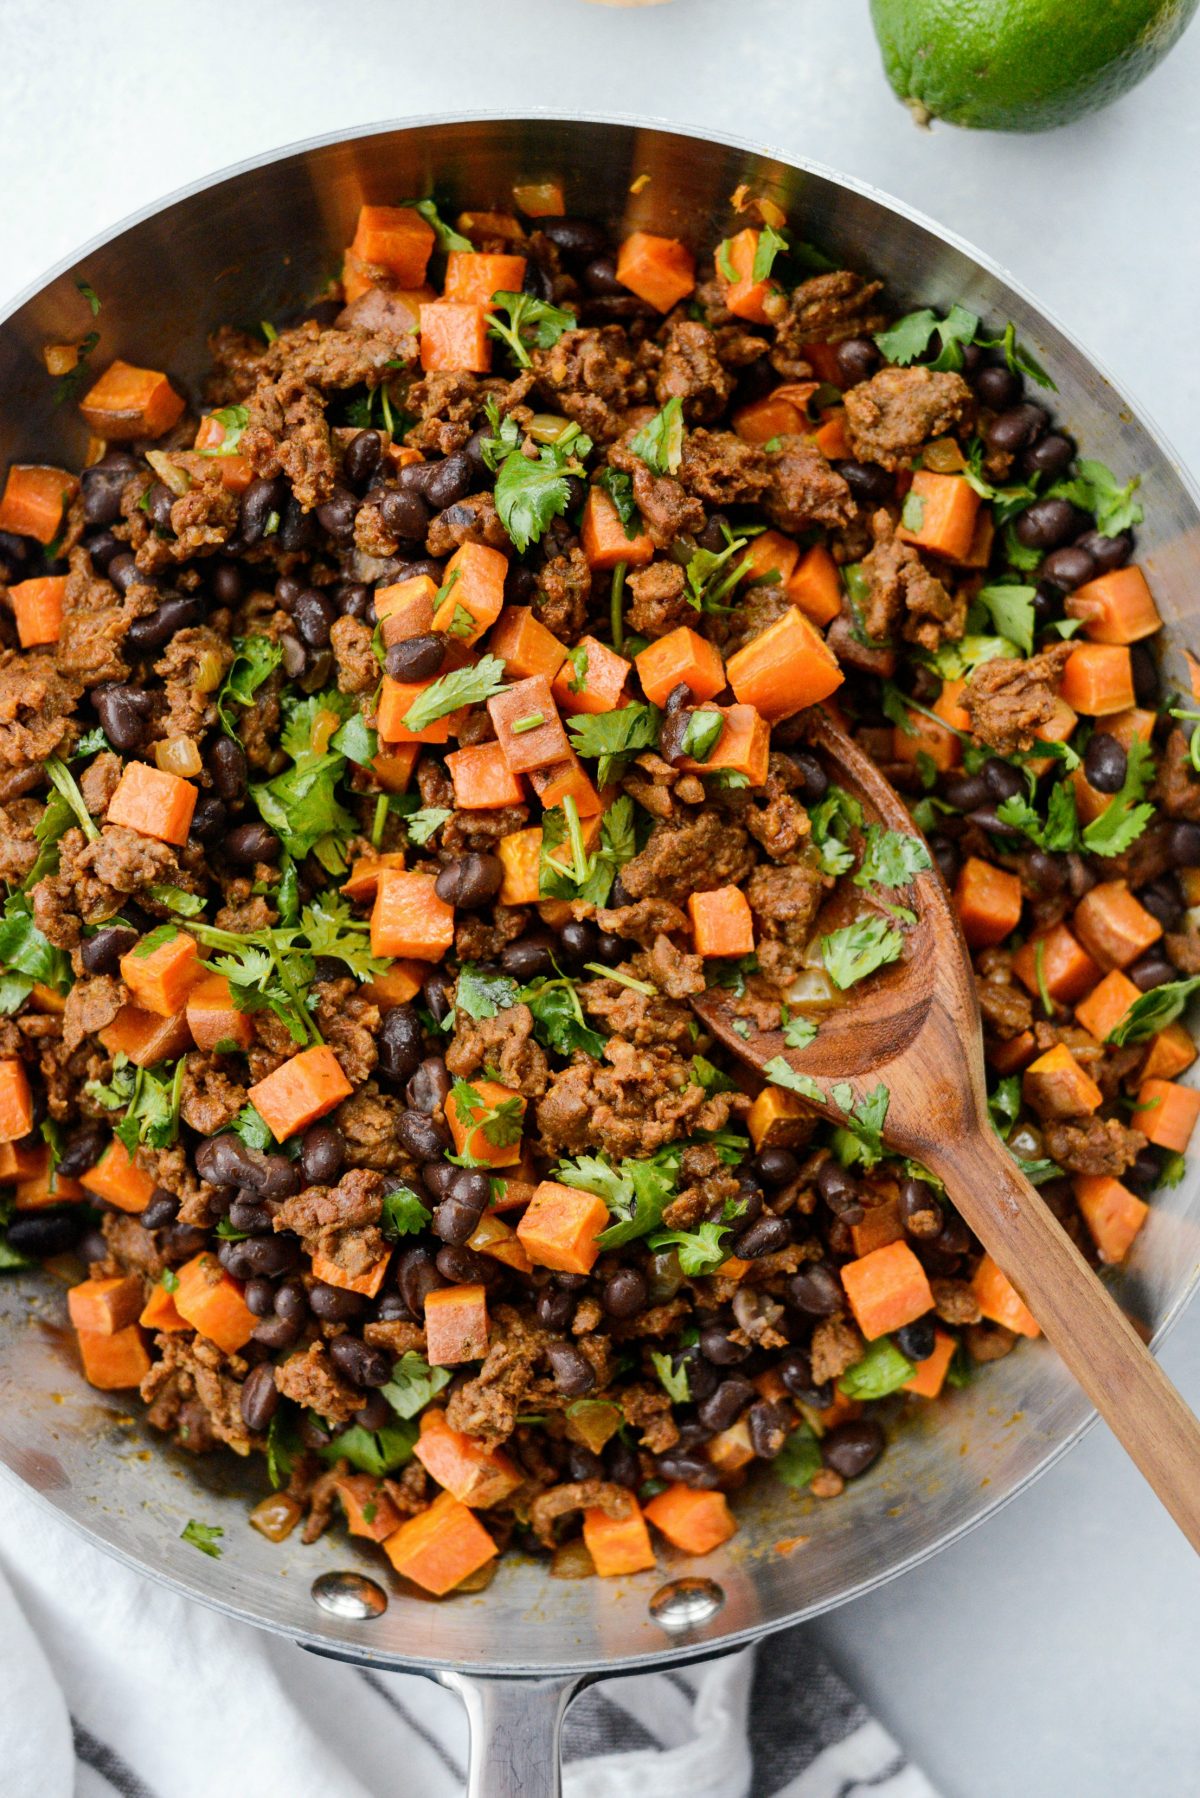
left=3, top=1, right=1200, bottom=1792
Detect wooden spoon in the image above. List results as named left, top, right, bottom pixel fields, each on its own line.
left=693, top=708, right=1200, bottom=1548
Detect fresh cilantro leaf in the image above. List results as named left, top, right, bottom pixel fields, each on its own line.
left=629, top=397, right=684, bottom=475
left=648, top=1221, right=730, bottom=1276
left=266, top=1411, right=299, bottom=1489
left=197, top=404, right=250, bottom=457
left=900, top=490, right=925, bottom=532
left=149, top=884, right=206, bottom=918
left=401, top=655, right=507, bottom=733
left=561, top=644, right=589, bottom=695
left=84, top=1058, right=137, bottom=1112
left=251, top=752, right=356, bottom=869
left=773, top=1422, right=823, bottom=1489
left=181, top=1520, right=223, bottom=1559
left=449, top=1078, right=525, bottom=1149
left=0, top=893, right=71, bottom=990
left=1080, top=736, right=1155, bottom=857
left=925, top=635, right=1017, bottom=681
left=568, top=701, right=661, bottom=787
left=230, top=1105, right=275, bottom=1152
left=962, top=439, right=1036, bottom=523
left=1107, top=975, right=1200, bottom=1045
left=927, top=304, right=981, bottom=373
left=487, top=291, right=576, bottom=367
left=996, top=780, right=1081, bottom=853
left=821, top=916, right=904, bottom=990
left=974, top=321, right=1057, bottom=392
left=829, top=1083, right=891, bottom=1171
left=71, top=727, right=113, bottom=761
left=874, top=309, right=941, bottom=366
left=1157, top=1152, right=1188, bottom=1190
left=853, top=825, right=932, bottom=890
left=649, top=1349, right=691, bottom=1404
left=409, top=197, right=472, bottom=252
left=680, top=710, right=724, bottom=762
left=763, top=1057, right=825, bottom=1105
left=379, top=1351, right=452, bottom=1420
left=405, top=806, right=451, bottom=846
left=752, top=223, right=789, bottom=283
left=569, top=1147, right=682, bottom=1250
left=838, top=1336, right=915, bottom=1400
left=279, top=689, right=356, bottom=761
left=988, top=1075, right=1021, bottom=1138
left=808, top=786, right=863, bottom=878
left=0, top=973, right=32, bottom=1016
left=77, top=279, right=101, bottom=316
left=456, top=965, right=520, bottom=1020
left=381, top=1185, right=433, bottom=1238
left=479, top=398, right=521, bottom=471
left=685, top=529, right=755, bottom=613
left=521, top=977, right=607, bottom=1059
left=1002, top=520, right=1044, bottom=572
left=217, top=636, right=282, bottom=738
left=330, top=711, right=377, bottom=768
left=1050, top=458, right=1143, bottom=538
left=977, top=584, right=1037, bottom=656
left=317, top=1420, right=417, bottom=1477
left=595, top=467, right=640, bottom=538
left=298, top=896, right=388, bottom=982
left=706, top=952, right=759, bottom=998
left=493, top=429, right=592, bottom=554
left=781, top=1013, right=818, bottom=1050
left=540, top=795, right=637, bottom=905
left=691, top=1054, right=736, bottom=1093
left=45, top=756, right=98, bottom=843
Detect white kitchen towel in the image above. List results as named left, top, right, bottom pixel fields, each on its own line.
left=0, top=1475, right=936, bottom=1798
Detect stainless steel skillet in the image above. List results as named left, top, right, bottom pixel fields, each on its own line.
left=1, top=113, right=1199, bottom=1798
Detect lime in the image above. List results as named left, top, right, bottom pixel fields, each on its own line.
left=870, top=0, right=1199, bottom=131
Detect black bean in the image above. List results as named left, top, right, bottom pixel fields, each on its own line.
left=423, top=970, right=456, bottom=1026
left=140, top=1190, right=179, bottom=1232
left=1167, top=822, right=1200, bottom=869
left=1128, top=1147, right=1164, bottom=1192
left=1139, top=878, right=1184, bottom=932
left=380, top=486, right=432, bottom=544
left=274, top=1279, right=308, bottom=1323
left=218, top=1235, right=301, bottom=1279
left=601, top=1268, right=647, bottom=1319
left=943, top=770, right=989, bottom=812
left=1040, top=545, right=1096, bottom=591
left=252, top=1313, right=302, bottom=1351
left=583, top=254, right=624, bottom=295
left=386, top=633, right=446, bottom=683
left=835, top=460, right=894, bottom=506
left=6, top=1208, right=85, bottom=1256
left=344, top=429, right=383, bottom=490
left=226, top=821, right=281, bottom=865
left=835, top=337, right=880, bottom=385
left=1015, top=498, right=1086, bottom=552
left=750, top=1150, right=799, bottom=1192
left=79, top=924, right=138, bottom=977
left=106, top=552, right=141, bottom=595
left=144, top=481, right=176, bottom=533
left=315, top=486, right=358, bottom=543
left=299, top=1410, right=333, bottom=1449
left=435, top=853, right=503, bottom=909
left=1077, top=528, right=1133, bottom=574
left=298, top=1124, right=344, bottom=1186
left=537, top=1284, right=576, bottom=1331
left=655, top=1451, right=721, bottom=1489
left=243, top=1277, right=276, bottom=1318
left=161, top=1223, right=209, bottom=1259
left=239, top=1363, right=279, bottom=1431
left=276, top=573, right=304, bottom=610
left=986, top=404, right=1047, bottom=454
left=309, top=1279, right=368, bottom=1323
left=0, top=531, right=31, bottom=581
left=436, top=1243, right=494, bottom=1285
left=778, top=1350, right=833, bottom=1407
left=592, top=931, right=624, bottom=967
left=1129, top=952, right=1176, bottom=992
left=605, top=1438, right=642, bottom=1488
left=423, top=453, right=473, bottom=511
left=355, top=1391, right=393, bottom=1431
left=1130, top=643, right=1158, bottom=707
left=1022, top=432, right=1074, bottom=479
left=228, top=1197, right=272, bottom=1234
left=747, top=1398, right=791, bottom=1459
left=565, top=1444, right=604, bottom=1483
left=975, top=363, right=1022, bottom=408
left=433, top=1196, right=481, bottom=1246
left=929, top=833, right=961, bottom=885
left=558, top=919, right=598, bottom=969
left=895, top=1318, right=937, bottom=1362
left=239, top=475, right=288, bottom=545
left=536, top=216, right=610, bottom=261
left=898, top=1176, right=943, bottom=1239
left=377, top=1004, right=424, bottom=1083
left=288, top=587, right=332, bottom=651
left=547, top=1341, right=596, bottom=1396
left=934, top=1211, right=971, bottom=1258
left=84, top=530, right=122, bottom=573
left=329, top=1334, right=391, bottom=1389
left=1083, top=732, right=1127, bottom=794
left=788, top=1260, right=844, bottom=1316
left=983, top=757, right=1024, bottom=803
left=732, top=1213, right=790, bottom=1259
left=208, top=736, right=248, bottom=805
left=822, top=1419, right=886, bottom=1479
left=816, top=1159, right=863, bottom=1223
left=188, top=795, right=227, bottom=845
left=336, top=581, right=372, bottom=619
left=209, top=559, right=243, bottom=606
left=422, top=1162, right=457, bottom=1200
left=126, top=592, right=206, bottom=654
left=397, top=1108, right=450, bottom=1160
left=81, top=453, right=138, bottom=527
left=279, top=494, right=315, bottom=555
left=697, top=1376, right=755, bottom=1433
left=94, top=683, right=153, bottom=752
left=407, top=1056, right=451, bottom=1114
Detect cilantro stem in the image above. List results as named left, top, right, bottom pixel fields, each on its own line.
left=563, top=794, right=588, bottom=887
left=268, top=938, right=322, bottom=1045
left=1033, top=938, right=1056, bottom=1020
left=584, top=962, right=656, bottom=997
left=370, top=794, right=388, bottom=849
left=45, top=756, right=99, bottom=843
left=610, top=561, right=627, bottom=655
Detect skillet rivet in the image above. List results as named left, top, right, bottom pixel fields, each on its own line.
left=311, top=1570, right=388, bottom=1619
left=648, top=1577, right=725, bottom=1632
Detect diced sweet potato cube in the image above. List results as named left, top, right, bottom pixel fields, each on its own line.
left=0, top=463, right=79, bottom=542
left=580, top=486, right=653, bottom=569
left=902, top=1329, right=958, bottom=1399
left=746, top=1084, right=812, bottom=1149
left=424, top=1283, right=490, bottom=1365
left=120, top=930, right=202, bottom=1017
left=840, top=1240, right=934, bottom=1341
left=678, top=703, right=770, bottom=786
left=786, top=543, right=843, bottom=626
left=488, top=606, right=568, bottom=681
left=376, top=674, right=455, bottom=745
left=954, top=857, right=1022, bottom=950
left=0, top=1060, right=32, bottom=1143
left=371, top=745, right=421, bottom=793
left=443, top=251, right=527, bottom=310
left=13, top=1154, right=84, bottom=1210
left=551, top=636, right=631, bottom=715
left=68, top=1275, right=144, bottom=1336
left=971, top=1254, right=1040, bottom=1338
left=370, top=869, right=455, bottom=961
left=1140, top=1023, right=1198, bottom=1083
left=80, top=1138, right=155, bottom=1213
left=341, top=852, right=407, bottom=904
left=1137, top=1079, right=1200, bottom=1152
left=726, top=606, right=843, bottom=720
left=351, top=205, right=436, bottom=284
left=361, top=960, right=425, bottom=1010
left=185, top=973, right=255, bottom=1053
left=382, top=1489, right=497, bottom=1595
left=705, top=1418, right=755, bottom=1471
left=139, top=1281, right=188, bottom=1333
left=1067, top=565, right=1161, bottom=644
left=497, top=827, right=542, bottom=904
left=79, top=360, right=185, bottom=440
left=635, top=627, right=725, bottom=709
left=1074, top=1175, right=1149, bottom=1265
left=106, top=761, right=197, bottom=846
left=445, top=1077, right=526, bottom=1168
left=896, top=471, right=981, bottom=563
left=645, top=1484, right=736, bottom=1556
left=1073, top=881, right=1162, bottom=971
left=732, top=387, right=816, bottom=443
left=583, top=1498, right=657, bottom=1576
left=99, top=1005, right=192, bottom=1069
left=529, top=752, right=602, bottom=816
left=375, top=574, right=437, bottom=641
left=446, top=741, right=525, bottom=810
left=76, top=1325, right=150, bottom=1391
left=334, top=1473, right=404, bottom=1542
left=248, top=1045, right=353, bottom=1142
left=689, top=886, right=755, bottom=958
left=309, top=1250, right=390, bottom=1297
left=516, top=1180, right=610, bottom=1275
left=488, top=675, right=570, bottom=772
left=1012, top=924, right=1099, bottom=1007
left=1073, top=969, right=1141, bottom=1044
left=850, top=1195, right=905, bottom=1259
left=0, top=1138, right=48, bottom=1181
left=433, top=541, right=508, bottom=644
left=715, top=226, right=777, bottom=324
left=9, top=574, right=66, bottom=647
left=174, top=1252, right=257, bottom=1353
left=467, top=1211, right=532, bottom=1275
left=1058, top=644, right=1134, bottom=715
left=414, top=1409, right=522, bottom=1508
left=615, top=231, right=695, bottom=312
left=1023, top=1043, right=1103, bottom=1119
left=419, top=300, right=491, bottom=373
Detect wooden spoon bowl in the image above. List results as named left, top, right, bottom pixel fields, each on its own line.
left=694, top=708, right=1200, bottom=1549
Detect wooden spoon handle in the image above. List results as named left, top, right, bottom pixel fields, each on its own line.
left=925, top=1126, right=1200, bottom=1552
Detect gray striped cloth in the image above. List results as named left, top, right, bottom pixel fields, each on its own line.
left=0, top=1477, right=936, bottom=1798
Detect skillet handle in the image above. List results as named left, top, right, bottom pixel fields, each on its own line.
left=437, top=1669, right=590, bottom=1797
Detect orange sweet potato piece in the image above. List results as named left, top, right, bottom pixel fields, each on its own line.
left=67, top=1275, right=144, bottom=1336
left=1073, top=881, right=1162, bottom=970
left=99, top=1004, right=192, bottom=1068
left=812, top=412, right=851, bottom=460
left=341, top=852, right=407, bottom=904
left=424, top=1283, right=490, bottom=1366
left=419, top=300, right=491, bottom=373
left=309, top=1249, right=390, bottom=1298
left=0, top=1060, right=32, bottom=1143
left=174, top=1252, right=257, bottom=1353
left=382, top=1489, right=497, bottom=1595
left=488, top=606, right=568, bottom=681
left=79, top=360, right=184, bottom=440
left=954, top=857, right=1022, bottom=950
left=13, top=1151, right=84, bottom=1210
left=786, top=544, right=843, bottom=626
left=689, top=886, right=755, bottom=958
left=746, top=1085, right=810, bottom=1150
left=139, top=1280, right=188, bottom=1333
left=1140, top=1023, right=1198, bottom=1083
left=1073, top=969, right=1141, bottom=1043
left=726, top=606, right=843, bottom=720
left=583, top=1497, right=657, bottom=1576
left=1074, top=1175, right=1149, bottom=1265
left=488, top=675, right=571, bottom=772
left=901, top=1329, right=958, bottom=1399
left=679, top=703, right=770, bottom=786
left=370, top=869, right=455, bottom=961
left=334, top=1473, right=403, bottom=1543
left=740, top=528, right=799, bottom=587
left=414, top=1409, right=522, bottom=1508
left=120, top=930, right=202, bottom=1017
left=615, top=231, right=695, bottom=312
left=351, top=205, right=436, bottom=284
left=248, top=1045, right=353, bottom=1142
left=9, top=574, right=66, bottom=647
left=466, top=1210, right=532, bottom=1274
left=1067, top=565, right=1161, bottom=644
left=443, top=251, right=527, bottom=310
left=706, top=1417, right=755, bottom=1472
left=1023, top=1043, right=1103, bottom=1119
left=516, top=1180, right=610, bottom=1275
left=361, top=960, right=425, bottom=1009
left=0, top=1138, right=48, bottom=1181
left=80, top=1139, right=155, bottom=1213
left=512, top=180, right=564, bottom=217
left=376, top=674, right=455, bottom=745
left=1012, top=924, right=1100, bottom=1008
left=433, top=541, right=509, bottom=643
left=840, top=1240, right=935, bottom=1341
left=0, top=464, right=78, bottom=542
left=529, top=752, right=602, bottom=817
left=892, top=678, right=967, bottom=773
left=375, top=574, right=437, bottom=641
left=446, top=741, right=525, bottom=810
left=896, top=471, right=981, bottom=563
left=551, top=636, right=631, bottom=715
left=1058, top=644, right=1135, bottom=715
left=76, top=1324, right=150, bottom=1391
left=850, top=1194, right=905, bottom=1259
left=732, top=385, right=817, bottom=443
left=635, top=627, right=725, bottom=708
left=971, top=1254, right=1040, bottom=1338
left=446, top=1077, right=526, bottom=1168
left=497, top=827, right=542, bottom=904
left=185, top=973, right=255, bottom=1053
left=715, top=227, right=777, bottom=324
left=644, top=1484, right=736, bottom=1556
left=580, top=485, right=654, bottom=570
left=371, top=745, right=422, bottom=793
left=106, top=761, right=197, bottom=846
left=1137, top=1078, right=1200, bottom=1152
